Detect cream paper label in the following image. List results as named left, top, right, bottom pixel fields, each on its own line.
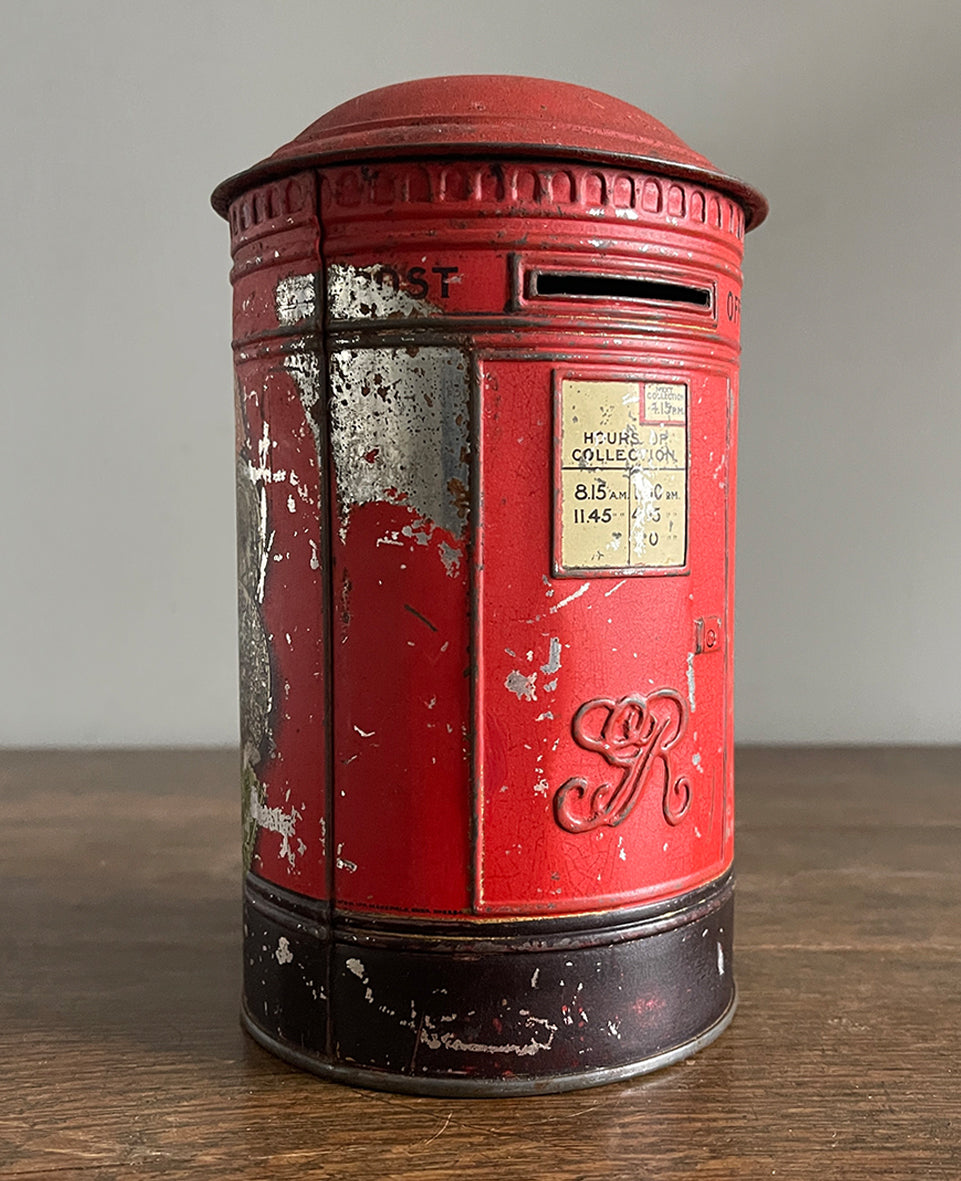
left=558, top=379, right=688, bottom=572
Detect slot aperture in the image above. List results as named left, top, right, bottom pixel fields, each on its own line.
left=534, top=272, right=711, bottom=307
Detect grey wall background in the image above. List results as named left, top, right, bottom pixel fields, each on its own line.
left=2, top=0, right=959, bottom=746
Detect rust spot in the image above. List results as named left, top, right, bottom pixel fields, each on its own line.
left=364, top=448, right=379, bottom=464
left=447, top=477, right=470, bottom=520
left=341, top=572, right=352, bottom=627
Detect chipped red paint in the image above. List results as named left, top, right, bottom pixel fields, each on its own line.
left=230, top=172, right=329, bottom=899
left=216, top=76, right=765, bottom=1093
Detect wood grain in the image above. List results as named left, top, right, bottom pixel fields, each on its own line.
left=0, top=748, right=958, bottom=1179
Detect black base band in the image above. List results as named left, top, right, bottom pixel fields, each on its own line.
left=242, top=871, right=735, bottom=1096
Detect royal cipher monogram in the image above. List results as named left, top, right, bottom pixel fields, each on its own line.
left=553, top=690, right=692, bottom=832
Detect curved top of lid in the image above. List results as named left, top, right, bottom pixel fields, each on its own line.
left=212, top=74, right=767, bottom=228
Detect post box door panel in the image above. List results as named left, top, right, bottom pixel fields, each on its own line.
left=327, top=345, right=474, bottom=915
left=475, top=358, right=734, bottom=915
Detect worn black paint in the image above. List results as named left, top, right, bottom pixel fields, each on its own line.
left=243, top=871, right=735, bottom=1095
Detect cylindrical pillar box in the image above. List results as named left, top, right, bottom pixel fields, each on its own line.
left=212, top=75, right=766, bottom=1096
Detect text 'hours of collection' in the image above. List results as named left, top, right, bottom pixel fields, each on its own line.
left=557, top=379, right=688, bottom=574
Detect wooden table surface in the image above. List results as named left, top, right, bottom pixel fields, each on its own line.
left=1, top=747, right=957, bottom=1180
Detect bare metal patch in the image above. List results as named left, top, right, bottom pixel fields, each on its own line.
left=343, top=956, right=417, bottom=1029
left=283, top=348, right=324, bottom=434
left=419, top=1014, right=557, bottom=1057
left=274, top=274, right=316, bottom=326
left=236, top=456, right=273, bottom=724
left=236, top=380, right=277, bottom=868
left=438, top=539, right=462, bottom=577
left=327, top=262, right=436, bottom=321
left=329, top=347, right=470, bottom=540
left=247, top=782, right=302, bottom=868
left=282, top=349, right=330, bottom=566
left=505, top=670, right=537, bottom=702
left=540, top=637, right=562, bottom=676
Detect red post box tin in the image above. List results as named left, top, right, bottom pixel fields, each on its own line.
left=212, top=75, right=766, bottom=1095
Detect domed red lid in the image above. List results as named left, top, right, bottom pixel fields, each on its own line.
left=212, top=75, right=767, bottom=228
